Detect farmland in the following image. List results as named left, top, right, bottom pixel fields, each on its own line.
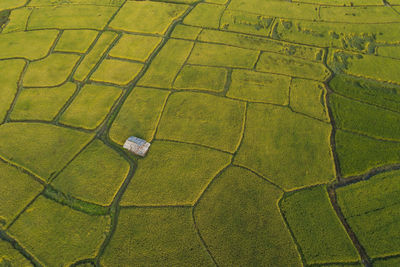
left=1, top=0, right=400, bottom=266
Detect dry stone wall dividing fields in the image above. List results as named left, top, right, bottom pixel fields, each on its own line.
left=1, top=0, right=400, bottom=266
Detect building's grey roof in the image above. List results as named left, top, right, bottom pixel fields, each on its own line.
left=124, top=136, right=151, bottom=157
left=127, top=136, right=147, bottom=145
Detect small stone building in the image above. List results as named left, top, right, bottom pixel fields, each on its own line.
left=123, top=136, right=151, bottom=157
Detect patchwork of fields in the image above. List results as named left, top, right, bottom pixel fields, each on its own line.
left=1, top=0, right=400, bottom=266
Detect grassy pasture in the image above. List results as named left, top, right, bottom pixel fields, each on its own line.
left=195, top=166, right=301, bottom=266
left=281, top=186, right=359, bottom=264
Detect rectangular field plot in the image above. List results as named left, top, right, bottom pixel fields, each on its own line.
left=74, top=31, right=118, bottom=82
left=109, top=87, right=169, bottom=145
left=194, top=166, right=301, bottom=266
left=273, top=19, right=400, bottom=52
left=183, top=3, right=225, bottom=28
left=0, top=123, right=93, bottom=181
left=226, top=69, right=290, bottom=105
left=198, top=29, right=324, bottom=61
left=0, top=0, right=26, bottom=11
left=290, top=78, right=329, bottom=122
left=156, top=92, right=245, bottom=153
left=109, top=1, right=188, bottom=34
left=281, top=186, right=359, bottom=264
left=337, top=170, right=400, bottom=258
left=8, top=196, right=110, bottom=267
left=60, top=84, right=122, bottom=130
left=109, top=34, right=162, bottom=62
left=292, top=0, right=382, bottom=5
left=0, top=161, right=43, bottom=227
left=220, top=10, right=273, bottom=36
left=335, top=130, right=400, bottom=177
left=171, top=24, right=202, bottom=40
left=330, top=94, right=400, bottom=141
left=320, top=6, right=400, bottom=23
left=138, top=39, right=194, bottom=88
left=120, top=141, right=231, bottom=206
left=28, top=0, right=125, bottom=6
left=23, top=53, right=80, bottom=87
left=91, top=59, right=143, bottom=86
left=0, top=30, right=58, bottom=60
left=2, top=8, right=31, bottom=33
left=377, top=45, right=400, bottom=60
left=328, top=50, right=400, bottom=85
left=0, top=59, right=25, bottom=122
left=173, top=65, right=227, bottom=92
left=52, top=139, right=130, bottom=205
left=187, top=42, right=259, bottom=68
left=234, top=104, right=334, bottom=190
left=256, top=52, right=331, bottom=81
left=328, top=74, right=400, bottom=113
left=227, top=0, right=319, bottom=21
left=11, top=83, right=76, bottom=121
left=0, top=239, right=33, bottom=266
left=100, top=207, right=214, bottom=266
left=27, top=5, right=117, bottom=30
left=55, top=30, right=98, bottom=54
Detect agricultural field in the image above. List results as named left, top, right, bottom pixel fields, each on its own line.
left=1, top=0, right=400, bottom=266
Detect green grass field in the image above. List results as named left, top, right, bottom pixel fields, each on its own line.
left=1, top=0, right=400, bottom=266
